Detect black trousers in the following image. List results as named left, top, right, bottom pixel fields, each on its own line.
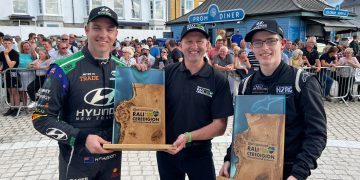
left=27, top=75, right=46, bottom=101
left=59, top=147, right=121, bottom=180
left=156, top=143, right=215, bottom=180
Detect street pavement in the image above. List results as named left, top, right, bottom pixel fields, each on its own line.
left=0, top=101, right=360, bottom=180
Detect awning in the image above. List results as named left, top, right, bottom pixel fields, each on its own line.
left=307, top=18, right=359, bottom=32
left=118, top=21, right=149, bottom=27
left=9, top=14, right=34, bottom=20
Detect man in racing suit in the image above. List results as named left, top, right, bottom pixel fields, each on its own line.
left=219, top=20, right=327, bottom=180
left=32, top=6, right=146, bottom=179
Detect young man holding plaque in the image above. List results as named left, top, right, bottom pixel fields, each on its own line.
left=219, top=20, right=327, bottom=180
left=156, top=24, right=234, bottom=179
left=32, top=6, right=146, bottom=179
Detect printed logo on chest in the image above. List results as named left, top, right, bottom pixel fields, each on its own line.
left=276, top=86, right=293, bottom=94
left=196, top=86, right=213, bottom=98
left=79, top=72, right=100, bottom=82
left=252, top=84, right=268, bottom=94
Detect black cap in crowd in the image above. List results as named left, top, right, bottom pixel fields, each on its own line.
left=87, top=6, right=118, bottom=27
left=180, top=23, right=209, bottom=40
left=244, top=20, right=284, bottom=42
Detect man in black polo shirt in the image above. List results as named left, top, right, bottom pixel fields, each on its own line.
left=156, top=23, right=234, bottom=180
left=301, top=37, right=321, bottom=72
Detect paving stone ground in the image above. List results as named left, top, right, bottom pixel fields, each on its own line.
left=0, top=101, right=360, bottom=180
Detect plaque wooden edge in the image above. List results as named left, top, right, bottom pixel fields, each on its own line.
left=216, top=176, right=230, bottom=180
left=103, top=144, right=173, bottom=151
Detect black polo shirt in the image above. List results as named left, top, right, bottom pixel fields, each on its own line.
left=319, top=53, right=336, bottom=64
left=164, top=61, right=234, bottom=144
left=0, top=49, right=19, bottom=70
left=301, top=48, right=319, bottom=65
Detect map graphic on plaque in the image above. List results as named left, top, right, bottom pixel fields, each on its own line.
left=229, top=95, right=285, bottom=180
left=104, top=67, right=171, bottom=151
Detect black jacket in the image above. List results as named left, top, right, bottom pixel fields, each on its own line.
left=32, top=46, right=126, bottom=156
left=225, top=61, right=327, bottom=180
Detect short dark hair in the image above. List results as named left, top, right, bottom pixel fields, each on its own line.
left=42, top=38, right=52, bottom=45
left=0, top=32, right=4, bottom=38
left=169, top=40, right=177, bottom=47
left=353, top=35, right=358, bottom=39
left=28, top=32, right=36, bottom=40
left=3, top=35, right=12, bottom=41
left=327, top=46, right=338, bottom=54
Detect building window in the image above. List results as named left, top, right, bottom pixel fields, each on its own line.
left=92, top=0, right=102, bottom=8
left=39, top=0, right=60, bottom=15
left=150, top=1, right=154, bottom=19
left=352, top=7, right=356, bottom=13
left=86, top=0, right=104, bottom=15
left=46, top=24, right=60, bottom=27
left=12, top=21, right=30, bottom=26
left=114, top=0, right=124, bottom=19
left=181, top=0, right=194, bottom=16
left=154, top=0, right=164, bottom=19
left=13, top=0, right=27, bottom=14
left=39, top=0, right=43, bottom=14
left=131, top=0, right=141, bottom=19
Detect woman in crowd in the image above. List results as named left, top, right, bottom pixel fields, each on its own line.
left=338, top=48, right=360, bottom=101
left=152, top=48, right=171, bottom=69
left=233, top=48, right=252, bottom=95
left=234, top=49, right=252, bottom=78
left=120, top=46, right=136, bottom=67
left=290, top=49, right=304, bottom=68
left=18, top=41, right=35, bottom=107
left=27, top=48, right=52, bottom=108
left=233, top=45, right=240, bottom=58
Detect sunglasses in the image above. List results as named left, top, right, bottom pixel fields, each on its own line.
left=61, top=38, right=69, bottom=41
left=60, top=47, right=67, bottom=50
left=161, top=51, right=167, bottom=53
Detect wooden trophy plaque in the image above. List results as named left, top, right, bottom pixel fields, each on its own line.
left=218, top=95, right=285, bottom=180
left=103, top=68, right=172, bottom=151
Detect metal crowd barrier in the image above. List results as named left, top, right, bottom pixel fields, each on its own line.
left=301, top=66, right=359, bottom=105
left=1, top=68, right=46, bottom=118
left=349, top=68, right=360, bottom=100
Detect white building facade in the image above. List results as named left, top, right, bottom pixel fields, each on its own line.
left=0, top=0, right=168, bottom=30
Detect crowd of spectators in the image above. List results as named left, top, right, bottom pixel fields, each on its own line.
left=0, top=30, right=360, bottom=116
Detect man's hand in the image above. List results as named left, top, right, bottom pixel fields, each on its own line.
left=219, top=161, right=230, bottom=177
left=166, top=134, right=188, bottom=155
left=312, top=66, right=321, bottom=72
left=244, top=68, right=249, bottom=74
left=133, top=63, right=148, bottom=71
left=161, top=55, right=167, bottom=60
left=4, top=48, right=11, bottom=55
left=85, top=134, right=113, bottom=154
left=287, top=175, right=297, bottom=180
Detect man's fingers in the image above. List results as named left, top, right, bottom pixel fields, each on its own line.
left=97, top=137, right=111, bottom=145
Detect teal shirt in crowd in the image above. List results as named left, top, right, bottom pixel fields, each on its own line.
left=19, top=53, right=33, bottom=68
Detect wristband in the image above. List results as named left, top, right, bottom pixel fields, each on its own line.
left=184, top=132, right=192, bottom=143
